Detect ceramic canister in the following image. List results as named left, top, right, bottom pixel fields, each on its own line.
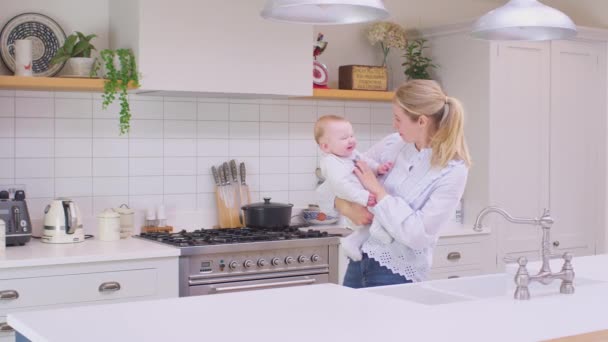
left=114, top=206, right=135, bottom=238
left=97, top=209, right=121, bottom=241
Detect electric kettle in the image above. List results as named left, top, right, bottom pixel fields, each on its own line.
left=42, top=198, right=85, bottom=244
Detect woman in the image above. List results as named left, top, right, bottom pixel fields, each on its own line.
left=335, top=79, right=471, bottom=288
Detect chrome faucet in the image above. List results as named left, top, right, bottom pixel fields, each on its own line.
left=473, top=206, right=575, bottom=300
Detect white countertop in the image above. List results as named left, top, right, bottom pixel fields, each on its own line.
left=308, top=222, right=489, bottom=238
left=0, top=237, right=179, bottom=269
left=9, top=253, right=607, bottom=341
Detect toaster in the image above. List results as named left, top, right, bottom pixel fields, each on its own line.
left=0, top=189, right=32, bottom=246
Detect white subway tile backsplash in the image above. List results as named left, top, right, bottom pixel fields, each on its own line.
left=260, top=140, right=288, bottom=157
left=289, top=173, right=317, bottom=191
left=260, top=105, right=288, bottom=122
left=164, top=139, right=196, bottom=157
left=0, top=159, right=14, bottom=178
left=197, top=97, right=228, bottom=103
left=16, top=118, right=54, bottom=138
left=130, top=176, right=163, bottom=195
left=289, top=106, right=316, bottom=123
left=93, top=196, right=129, bottom=214
left=289, top=190, right=319, bottom=207
left=15, top=178, right=54, bottom=198
left=0, top=90, right=15, bottom=97
left=129, top=120, right=163, bottom=139
left=316, top=100, right=344, bottom=107
left=245, top=174, right=260, bottom=193
left=289, top=157, right=317, bottom=173
left=164, top=101, right=197, bottom=120
left=164, top=194, right=197, bottom=212
left=93, top=139, right=128, bottom=158
left=129, top=100, right=164, bottom=120
left=164, top=175, right=196, bottom=194
left=289, top=140, right=317, bottom=157
left=288, top=123, right=312, bottom=140
left=164, top=157, right=196, bottom=176
left=93, top=177, right=129, bottom=196
left=259, top=157, right=289, bottom=174
left=0, top=118, right=14, bottom=137
left=16, top=98, right=53, bottom=117
left=165, top=120, right=197, bottom=139
left=130, top=158, right=163, bottom=176
left=55, top=158, right=92, bottom=177
left=232, top=157, right=259, bottom=176
left=55, top=92, right=92, bottom=99
left=55, top=99, right=92, bottom=118
left=93, top=100, right=120, bottom=119
left=55, top=119, right=93, bottom=138
left=197, top=157, right=226, bottom=175
left=26, top=197, right=53, bottom=220
left=55, top=138, right=92, bottom=158
left=16, top=138, right=54, bottom=158
left=93, top=119, right=125, bottom=138
left=357, top=140, right=372, bottom=152
left=371, top=124, right=394, bottom=140
left=352, top=124, right=371, bottom=140
left=55, top=177, right=92, bottom=197
left=260, top=191, right=289, bottom=204
left=197, top=121, right=229, bottom=139
left=230, top=139, right=259, bottom=157
left=317, top=106, right=344, bottom=117
left=229, top=104, right=259, bottom=121
left=346, top=106, right=372, bottom=124
left=198, top=139, right=230, bottom=157
left=196, top=175, right=216, bottom=193
left=260, top=122, right=288, bottom=139
left=15, top=159, right=54, bottom=178
left=129, top=139, right=163, bottom=157
left=198, top=102, right=229, bottom=121
left=93, top=158, right=128, bottom=177
left=16, top=91, right=53, bottom=98
left=371, top=104, right=392, bottom=124
left=129, top=94, right=164, bottom=102
left=0, top=97, right=15, bottom=117
left=230, top=122, right=259, bottom=139
left=259, top=174, right=288, bottom=191
left=0, top=138, right=14, bottom=158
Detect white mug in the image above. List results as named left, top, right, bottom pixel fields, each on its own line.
left=8, top=39, right=33, bottom=77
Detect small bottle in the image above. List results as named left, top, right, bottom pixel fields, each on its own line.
left=156, top=204, right=167, bottom=227
left=145, top=207, right=157, bottom=227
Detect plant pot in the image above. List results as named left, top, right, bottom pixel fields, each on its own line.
left=66, top=57, right=95, bottom=77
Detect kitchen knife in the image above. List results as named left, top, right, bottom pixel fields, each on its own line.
left=239, top=162, right=251, bottom=226
left=230, top=159, right=245, bottom=227
left=218, top=165, right=231, bottom=228
left=222, top=162, right=238, bottom=228
left=211, top=166, right=228, bottom=228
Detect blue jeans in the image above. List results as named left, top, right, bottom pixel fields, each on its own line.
left=343, top=253, right=412, bottom=288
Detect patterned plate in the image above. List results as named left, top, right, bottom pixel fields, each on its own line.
left=0, top=13, right=66, bottom=77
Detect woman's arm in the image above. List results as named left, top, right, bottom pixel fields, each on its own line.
left=335, top=198, right=374, bottom=226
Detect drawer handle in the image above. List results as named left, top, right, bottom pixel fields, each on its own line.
left=0, top=290, right=19, bottom=300
left=0, top=322, right=14, bottom=333
left=448, top=275, right=460, bottom=279
left=447, top=252, right=461, bottom=261
left=98, top=281, right=121, bottom=293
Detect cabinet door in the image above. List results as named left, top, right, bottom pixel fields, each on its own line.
left=123, top=0, right=312, bottom=96
left=549, top=40, right=605, bottom=256
left=490, top=41, right=551, bottom=256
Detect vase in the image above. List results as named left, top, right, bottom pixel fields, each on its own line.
left=66, top=57, right=95, bottom=77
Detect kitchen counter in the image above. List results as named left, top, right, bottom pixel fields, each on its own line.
left=306, top=222, right=490, bottom=237
left=0, top=237, right=179, bottom=269
left=9, top=252, right=607, bottom=341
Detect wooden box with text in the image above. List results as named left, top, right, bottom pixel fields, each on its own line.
left=338, top=65, right=388, bottom=91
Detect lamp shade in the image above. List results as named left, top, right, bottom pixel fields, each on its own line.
left=471, top=0, right=577, bottom=41
left=260, top=0, right=389, bottom=25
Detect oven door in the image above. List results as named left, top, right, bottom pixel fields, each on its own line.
left=188, top=274, right=328, bottom=296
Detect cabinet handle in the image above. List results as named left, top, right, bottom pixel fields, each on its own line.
left=98, top=281, right=121, bottom=293
left=0, top=322, right=14, bottom=333
left=447, top=252, right=461, bottom=261
left=0, top=290, right=19, bottom=300
left=553, top=241, right=560, bottom=247
left=448, top=275, right=460, bottom=279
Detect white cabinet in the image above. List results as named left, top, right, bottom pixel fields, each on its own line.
left=109, top=0, right=312, bottom=96
left=427, top=27, right=607, bottom=265
left=0, top=257, right=177, bottom=341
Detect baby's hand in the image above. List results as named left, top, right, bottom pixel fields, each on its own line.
left=377, top=162, right=393, bottom=175
left=367, top=194, right=377, bottom=207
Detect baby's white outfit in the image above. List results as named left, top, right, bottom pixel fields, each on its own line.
left=319, top=150, right=393, bottom=261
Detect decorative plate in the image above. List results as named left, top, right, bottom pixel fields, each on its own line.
left=313, top=60, right=328, bottom=86
left=0, top=13, right=67, bottom=77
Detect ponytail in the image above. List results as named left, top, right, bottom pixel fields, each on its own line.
left=394, top=80, right=471, bottom=168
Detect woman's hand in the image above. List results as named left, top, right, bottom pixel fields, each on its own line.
left=335, top=198, right=373, bottom=226
left=354, top=160, right=388, bottom=201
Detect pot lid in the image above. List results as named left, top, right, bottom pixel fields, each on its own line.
left=114, top=204, right=134, bottom=215
left=242, top=197, right=294, bottom=209
left=98, top=209, right=120, bottom=219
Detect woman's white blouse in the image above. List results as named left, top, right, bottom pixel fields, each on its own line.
left=318, top=133, right=468, bottom=282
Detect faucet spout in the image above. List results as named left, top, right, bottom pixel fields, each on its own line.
left=473, top=206, right=543, bottom=232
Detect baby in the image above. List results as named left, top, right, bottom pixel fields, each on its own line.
left=314, top=115, right=393, bottom=261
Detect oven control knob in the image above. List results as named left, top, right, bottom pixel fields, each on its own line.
left=229, top=261, right=238, bottom=270
left=257, top=259, right=266, bottom=267
left=311, top=254, right=320, bottom=263
left=243, top=260, right=253, bottom=268
left=271, top=258, right=280, bottom=266
left=285, top=256, right=294, bottom=265
left=298, top=255, right=308, bottom=263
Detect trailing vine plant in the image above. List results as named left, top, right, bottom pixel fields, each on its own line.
left=96, top=49, right=140, bottom=135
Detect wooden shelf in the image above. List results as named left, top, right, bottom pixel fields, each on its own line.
left=308, top=88, right=394, bottom=102
left=0, top=75, right=138, bottom=92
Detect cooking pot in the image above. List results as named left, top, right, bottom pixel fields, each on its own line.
left=241, top=197, right=293, bottom=229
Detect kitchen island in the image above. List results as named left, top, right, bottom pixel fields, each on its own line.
left=7, top=254, right=608, bottom=342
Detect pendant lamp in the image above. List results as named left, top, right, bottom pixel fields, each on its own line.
left=260, top=0, right=389, bottom=25
left=471, top=0, right=577, bottom=41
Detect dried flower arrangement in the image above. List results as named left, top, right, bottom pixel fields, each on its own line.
left=366, top=21, right=407, bottom=66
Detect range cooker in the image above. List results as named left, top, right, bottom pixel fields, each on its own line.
left=138, top=226, right=341, bottom=296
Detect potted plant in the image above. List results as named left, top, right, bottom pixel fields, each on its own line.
left=50, top=32, right=97, bottom=77
left=95, top=48, right=140, bottom=135
left=402, top=38, right=437, bottom=80
left=367, top=21, right=407, bottom=67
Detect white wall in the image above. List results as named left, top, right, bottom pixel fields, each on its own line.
left=0, top=90, right=393, bottom=235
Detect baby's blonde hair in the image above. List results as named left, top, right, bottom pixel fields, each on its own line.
left=314, top=115, right=348, bottom=144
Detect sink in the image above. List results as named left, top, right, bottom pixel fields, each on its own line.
left=366, top=273, right=606, bottom=305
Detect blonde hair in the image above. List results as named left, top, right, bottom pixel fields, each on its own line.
left=314, top=115, right=347, bottom=144
left=394, top=80, right=471, bottom=168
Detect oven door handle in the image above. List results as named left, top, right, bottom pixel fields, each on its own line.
left=209, top=278, right=317, bottom=294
